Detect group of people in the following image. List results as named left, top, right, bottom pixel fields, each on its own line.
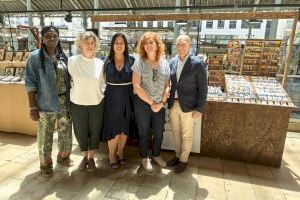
left=24, top=25, right=208, bottom=178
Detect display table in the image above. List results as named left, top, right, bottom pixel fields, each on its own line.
left=0, top=81, right=37, bottom=136
left=201, top=101, right=294, bottom=168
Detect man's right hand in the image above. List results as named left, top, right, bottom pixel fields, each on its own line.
left=30, top=108, right=40, bottom=121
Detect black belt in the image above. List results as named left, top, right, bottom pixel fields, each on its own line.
left=174, top=98, right=179, bottom=100
left=58, top=93, right=66, bottom=96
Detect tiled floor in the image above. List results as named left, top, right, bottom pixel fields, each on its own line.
left=0, top=131, right=299, bottom=200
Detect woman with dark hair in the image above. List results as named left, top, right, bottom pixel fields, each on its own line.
left=102, top=33, right=135, bottom=169
left=24, top=26, right=73, bottom=178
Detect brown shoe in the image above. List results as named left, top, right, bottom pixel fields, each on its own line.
left=40, top=162, right=53, bottom=178
left=174, top=161, right=187, bottom=173
left=167, top=157, right=180, bottom=167
left=78, top=157, right=88, bottom=171
left=87, top=158, right=96, bottom=172
left=57, top=155, right=74, bottom=167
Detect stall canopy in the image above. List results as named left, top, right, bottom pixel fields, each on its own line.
left=0, top=0, right=299, bottom=15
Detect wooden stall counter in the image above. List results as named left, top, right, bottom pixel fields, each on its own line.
left=0, top=81, right=37, bottom=136
left=201, top=100, right=294, bottom=168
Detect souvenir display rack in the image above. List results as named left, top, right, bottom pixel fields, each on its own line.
left=0, top=49, right=29, bottom=82
left=241, top=39, right=282, bottom=77
left=241, top=39, right=263, bottom=76
left=260, top=40, right=281, bottom=77
left=227, top=40, right=241, bottom=72
left=208, top=54, right=225, bottom=88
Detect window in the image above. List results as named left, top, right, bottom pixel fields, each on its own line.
left=127, top=22, right=135, bottom=27
left=192, top=21, right=198, bottom=27
left=147, top=21, right=153, bottom=27
left=167, top=21, right=173, bottom=28
left=252, top=23, right=261, bottom=29
left=206, top=20, right=213, bottom=29
left=241, top=20, right=249, bottom=29
left=229, top=21, right=237, bottom=29
left=217, top=20, right=225, bottom=29
left=157, top=21, right=163, bottom=27
left=266, top=20, right=272, bottom=29
left=138, top=21, right=143, bottom=27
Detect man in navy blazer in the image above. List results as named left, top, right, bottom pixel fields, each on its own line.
left=167, top=35, right=208, bottom=173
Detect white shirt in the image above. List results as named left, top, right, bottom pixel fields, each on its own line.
left=175, top=54, right=189, bottom=98
left=68, top=54, right=105, bottom=105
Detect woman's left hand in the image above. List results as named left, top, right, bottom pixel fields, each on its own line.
left=151, top=102, right=163, bottom=113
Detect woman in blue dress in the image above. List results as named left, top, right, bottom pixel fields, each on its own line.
left=102, top=33, right=135, bottom=169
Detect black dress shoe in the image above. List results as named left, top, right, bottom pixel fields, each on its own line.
left=167, top=156, right=180, bottom=167
left=174, top=161, right=187, bottom=173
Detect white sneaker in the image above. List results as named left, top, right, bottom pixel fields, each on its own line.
left=152, top=156, right=167, bottom=168
left=141, top=158, right=153, bottom=173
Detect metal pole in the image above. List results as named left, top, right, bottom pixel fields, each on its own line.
left=171, top=0, right=181, bottom=56
left=282, top=17, right=298, bottom=86
left=93, top=0, right=99, bottom=32
left=196, top=20, right=201, bottom=55
left=27, top=0, right=35, bottom=50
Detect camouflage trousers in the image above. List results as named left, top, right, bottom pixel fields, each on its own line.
left=37, top=108, right=72, bottom=163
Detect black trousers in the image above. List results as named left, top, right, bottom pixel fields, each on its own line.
left=134, top=97, right=165, bottom=158
left=71, top=101, right=103, bottom=151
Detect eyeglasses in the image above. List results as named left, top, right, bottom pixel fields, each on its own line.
left=152, top=69, right=158, bottom=82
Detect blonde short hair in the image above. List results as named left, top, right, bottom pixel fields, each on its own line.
left=75, top=31, right=100, bottom=53
left=137, top=32, right=165, bottom=61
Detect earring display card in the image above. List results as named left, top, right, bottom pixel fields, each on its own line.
left=23, top=52, right=30, bottom=61
left=5, top=51, right=14, bottom=61
left=15, top=52, right=24, bottom=61
left=5, top=67, right=15, bottom=76
left=15, top=67, right=24, bottom=77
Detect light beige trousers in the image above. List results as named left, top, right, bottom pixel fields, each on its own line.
left=169, top=101, right=194, bottom=162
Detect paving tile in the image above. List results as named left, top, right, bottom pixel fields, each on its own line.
left=135, top=185, right=169, bottom=200
left=0, top=161, right=26, bottom=183
left=198, top=156, right=223, bottom=171
left=42, top=189, right=77, bottom=200
left=251, top=177, right=285, bottom=200
left=54, top=170, right=92, bottom=192
left=224, top=173, right=252, bottom=188
left=72, top=177, right=114, bottom=200
left=247, top=164, right=274, bottom=179
left=105, top=179, right=140, bottom=200
left=8, top=178, right=57, bottom=200
left=0, top=178, right=23, bottom=200
left=168, top=173, right=198, bottom=199
left=221, top=159, right=248, bottom=175
left=195, top=169, right=226, bottom=200
left=225, top=184, right=256, bottom=200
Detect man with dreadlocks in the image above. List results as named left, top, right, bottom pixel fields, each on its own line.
left=24, top=25, right=73, bottom=178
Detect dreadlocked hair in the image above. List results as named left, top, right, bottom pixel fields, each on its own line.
left=39, top=25, right=67, bottom=72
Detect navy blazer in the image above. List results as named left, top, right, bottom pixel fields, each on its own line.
left=167, top=55, right=208, bottom=113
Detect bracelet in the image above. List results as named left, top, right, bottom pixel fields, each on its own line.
left=161, top=101, right=166, bottom=105
left=30, top=106, right=38, bottom=110
left=150, top=101, right=155, bottom=106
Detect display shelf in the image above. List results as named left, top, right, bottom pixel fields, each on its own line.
left=227, top=40, right=241, bottom=72
left=241, top=39, right=282, bottom=77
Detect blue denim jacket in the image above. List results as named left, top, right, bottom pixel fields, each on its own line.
left=24, top=49, right=70, bottom=112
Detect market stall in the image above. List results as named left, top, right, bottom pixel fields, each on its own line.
left=201, top=75, right=295, bottom=167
